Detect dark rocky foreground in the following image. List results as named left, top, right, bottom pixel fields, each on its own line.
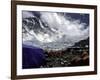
left=22, top=44, right=89, bottom=69
left=41, top=38, right=89, bottom=68
left=22, top=38, right=89, bottom=69
left=41, top=47, right=89, bottom=68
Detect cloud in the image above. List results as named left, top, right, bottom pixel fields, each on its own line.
left=23, top=11, right=89, bottom=50
left=40, top=12, right=89, bottom=43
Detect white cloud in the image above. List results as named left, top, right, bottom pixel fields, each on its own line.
left=23, top=11, right=89, bottom=50
left=40, top=12, right=89, bottom=43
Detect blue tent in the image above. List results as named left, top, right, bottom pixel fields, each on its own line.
left=22, top=44, right=46, bottom=69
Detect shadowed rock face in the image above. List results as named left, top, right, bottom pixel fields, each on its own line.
left=22, top=44, right=46, bottom=69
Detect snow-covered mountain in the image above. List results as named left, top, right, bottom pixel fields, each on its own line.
left=22, top=11, right=89, bottom=51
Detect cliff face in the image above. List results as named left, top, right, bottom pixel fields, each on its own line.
left=22, top=44, right=46, bottom=69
